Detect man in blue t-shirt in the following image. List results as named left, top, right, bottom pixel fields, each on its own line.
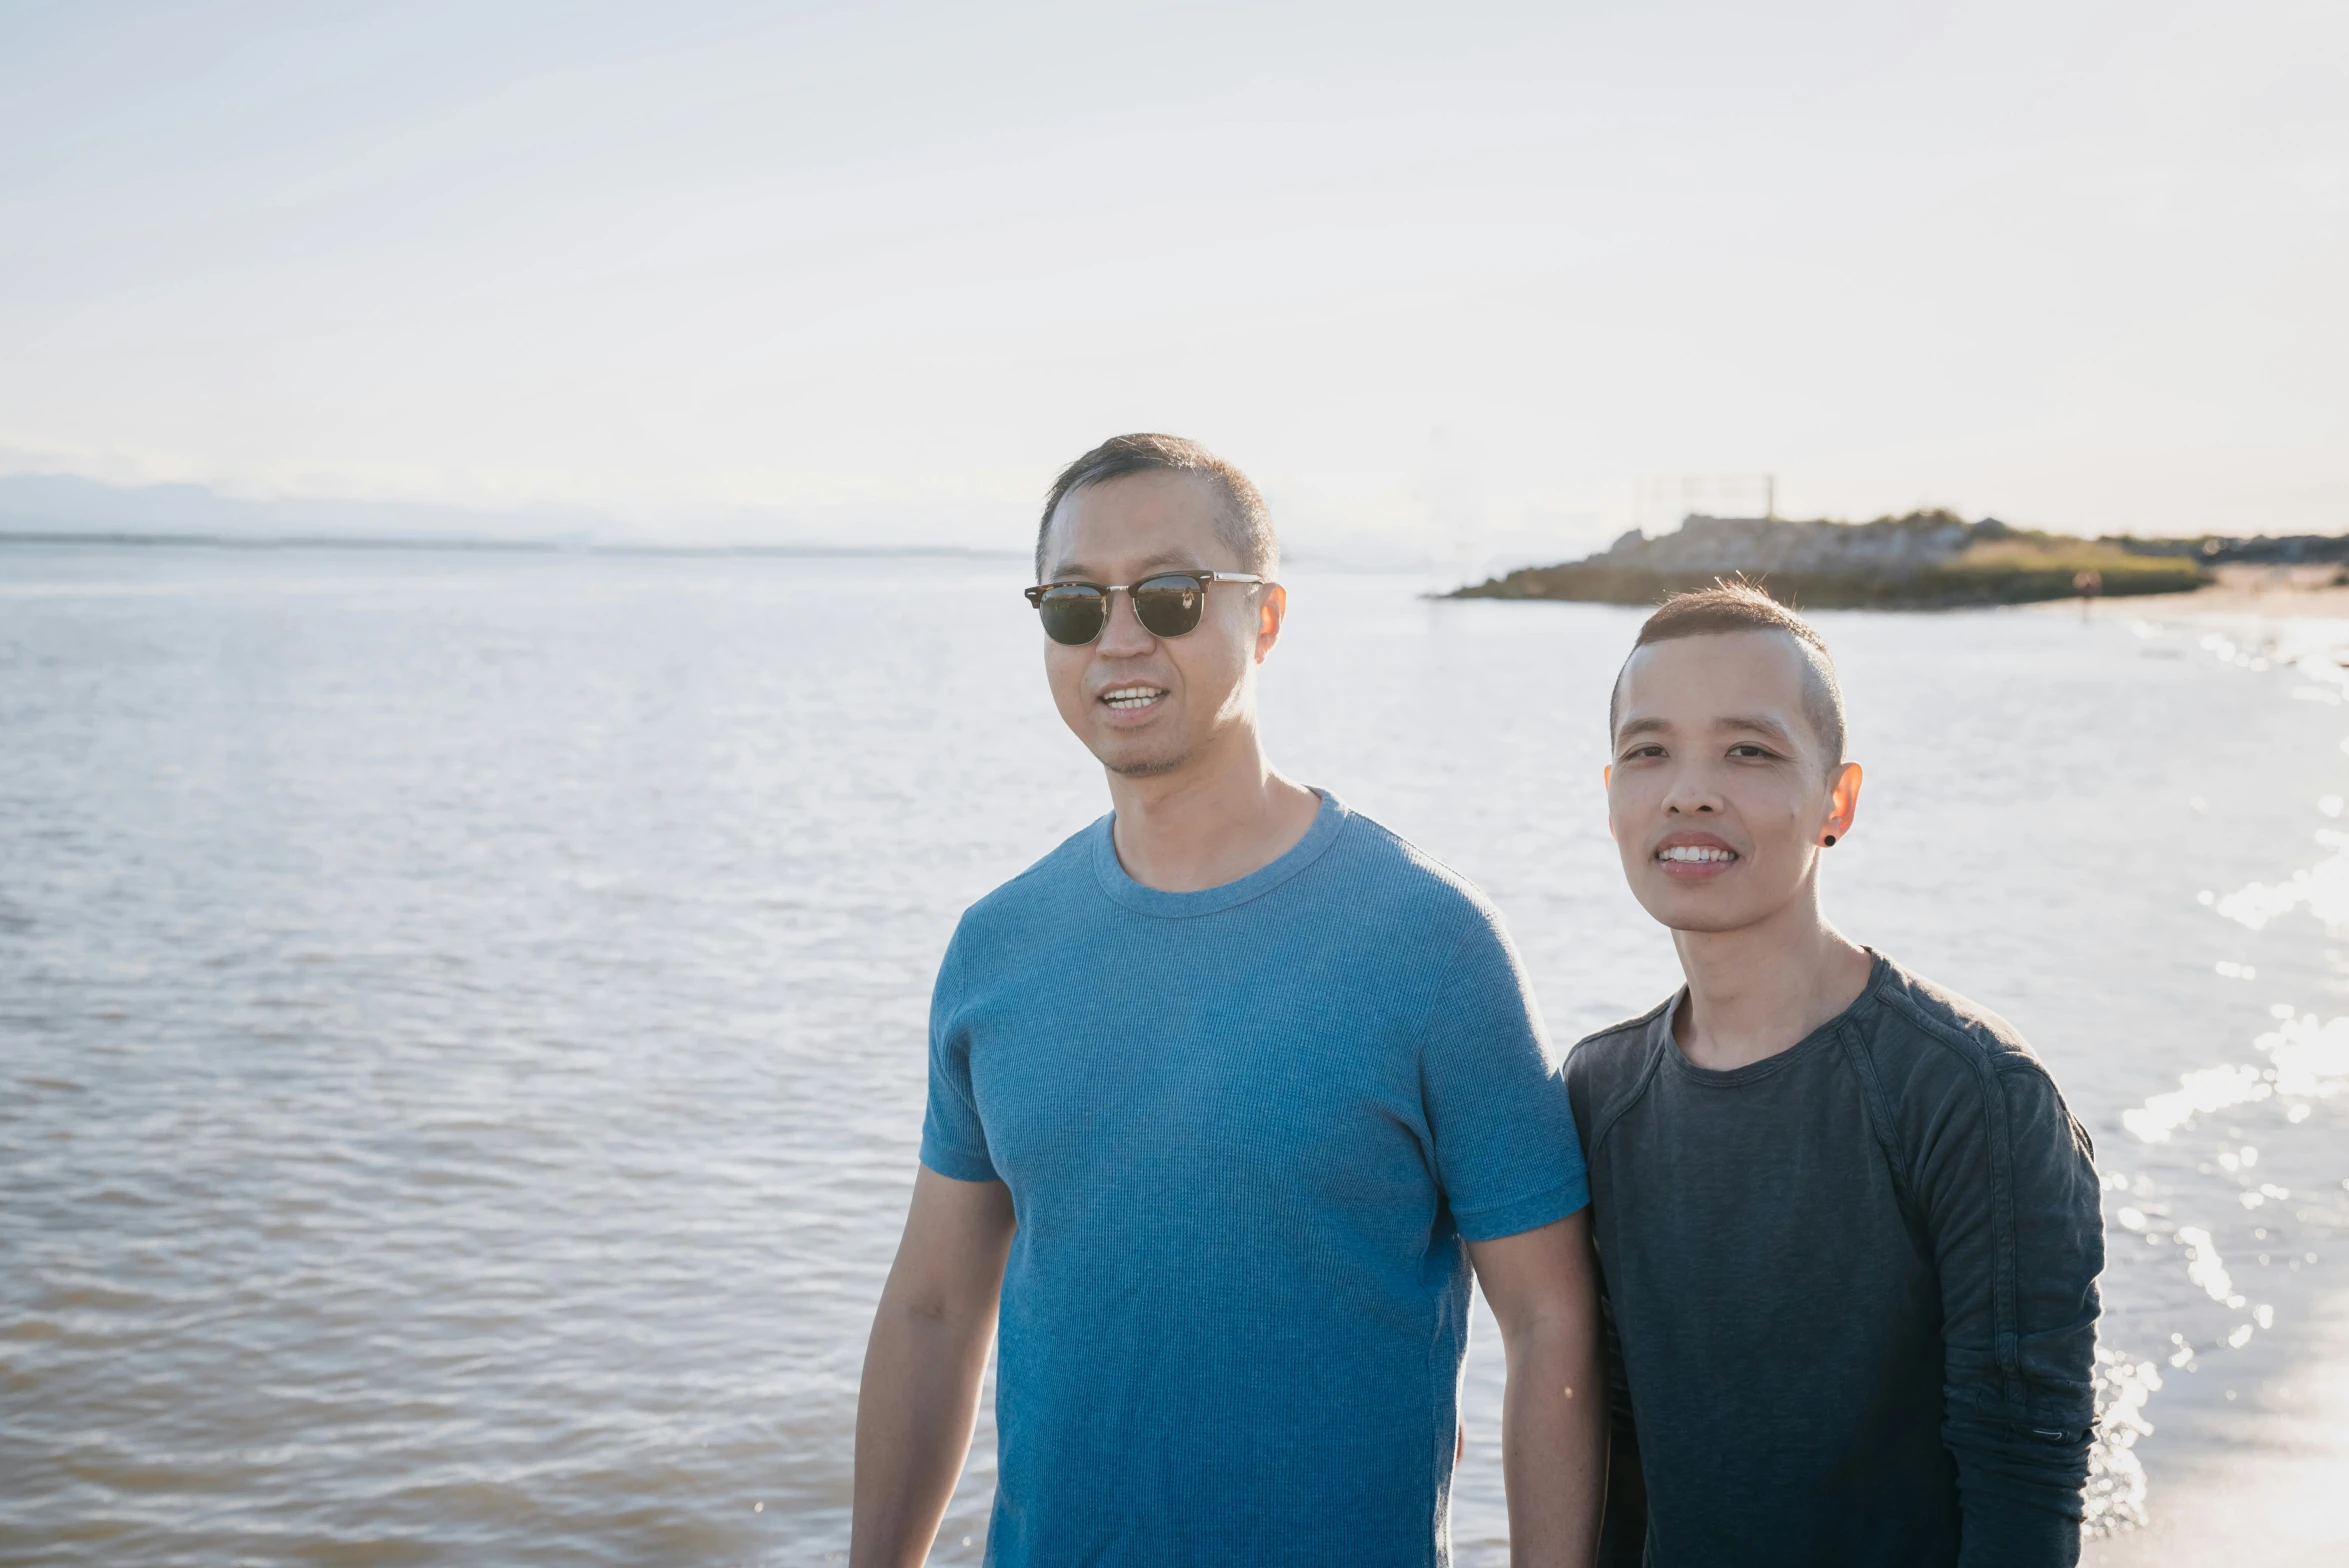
left=850, top=434, right=1602, bottom=1567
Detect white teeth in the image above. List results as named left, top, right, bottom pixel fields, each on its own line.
left=1657, top=845, right=1737, bottom=863
left=1102, top=687, right=1165, bottom=710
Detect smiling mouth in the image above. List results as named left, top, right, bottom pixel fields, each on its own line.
left=1100, top=685, right=1167, bottom=712
left=1657, top=845, right=1738, bottom=865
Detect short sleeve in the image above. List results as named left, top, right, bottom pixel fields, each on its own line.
left=918, top=924, right=1000, bottom=1183
left=1420, top=913, right=1589, bottom=1240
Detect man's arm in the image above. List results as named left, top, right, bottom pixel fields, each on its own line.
left=850, top=1165, right=1017, bottom=1568
left=1915, top=1055, right=2104, bottom=1567
left=1468, top=1209, right=1607, bottom=1568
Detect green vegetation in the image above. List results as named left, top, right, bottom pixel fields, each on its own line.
left=1914, top=537, right=2206, bottom=607
left=1453, top=513, right=2209, bottom=609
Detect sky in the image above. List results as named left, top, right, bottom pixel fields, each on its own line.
left=1, top=0, right=2344, bottom=562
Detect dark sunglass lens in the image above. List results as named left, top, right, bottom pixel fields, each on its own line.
left=1037, top=585, right=1108, bottom=645
left=1132, top=575, right=1205, bottom=638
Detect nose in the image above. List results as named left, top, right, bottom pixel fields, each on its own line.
left=1094, top=586, right=1156, bottom=656
left=1662, top=761, right=1723, bottom=816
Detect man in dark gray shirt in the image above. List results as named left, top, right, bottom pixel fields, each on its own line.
left=1567, top=584, right=2103, bottom=1567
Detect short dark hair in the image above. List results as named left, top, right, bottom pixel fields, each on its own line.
left=1608, top=580, right=1847, bottom=765
left=1035, top=433, right=1278, bottom=578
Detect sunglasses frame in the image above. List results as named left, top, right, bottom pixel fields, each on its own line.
left=1023, top=571, right=1268, bottom=644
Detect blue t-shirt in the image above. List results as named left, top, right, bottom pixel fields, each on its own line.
left=921, top=791, right=1589, bottom=1566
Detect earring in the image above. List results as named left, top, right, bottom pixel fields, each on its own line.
left=1822, top=834, right=1838, bottom=847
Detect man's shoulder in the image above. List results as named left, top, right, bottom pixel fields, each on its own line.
left=1320, top=806, right=1502, bottom=935
left=1862, top=957, right=2048, bottom=1079
left=1859, top=958, right=2098, bottom=1207
left=951, top=819, right=1102, bottom=941
left=1563, top=999, right=1673, bottom=1099
left=1858, top=960, right=2080, bottom=1147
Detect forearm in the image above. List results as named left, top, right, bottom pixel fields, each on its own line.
left=1925, top=1061, right=2103, bottom=1568
left=850, top=1296, right=996, bottom=1568
left=851, top=1167, right=1015, bottom=1568
left=1947, top=1406, right=2090, bottom=1568
left=1500, top=1314, right=1606, bottom=1568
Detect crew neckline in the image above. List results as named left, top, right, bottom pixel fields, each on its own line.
left=1090, top=788, right=1347, bottom=918
left=1654, top=949, right=1891, bottom=1086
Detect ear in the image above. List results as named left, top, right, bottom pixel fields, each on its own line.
left=1822, top=761, right=1863, bottom=844
left=1254, top=583, right=1288, bottom=663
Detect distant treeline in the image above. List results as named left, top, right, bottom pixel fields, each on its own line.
left=2113, top=533, right=2349, bottom=566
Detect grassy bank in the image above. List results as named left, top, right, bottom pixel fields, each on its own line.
left=1457, top=534, right=2208, bottom=609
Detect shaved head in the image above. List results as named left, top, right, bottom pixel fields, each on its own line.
left=1608, top=582, right=1845, bottom=767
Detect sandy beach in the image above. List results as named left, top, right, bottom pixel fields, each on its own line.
left=2063, top=567, right=2349, bottom=623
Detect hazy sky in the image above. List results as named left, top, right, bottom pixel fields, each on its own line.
left=2, top=0, right=2343, bottom=556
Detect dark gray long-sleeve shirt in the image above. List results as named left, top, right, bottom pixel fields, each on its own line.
left=1564, top=953, right=2103, bottom=1568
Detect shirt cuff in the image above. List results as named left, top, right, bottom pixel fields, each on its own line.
left=1452, top=1171, right=1591, bottom=1242
left=918, top=1137, right=1001, bottom=1185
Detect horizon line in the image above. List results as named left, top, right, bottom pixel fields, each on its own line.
left=0, top=529, right=1029, bottom=560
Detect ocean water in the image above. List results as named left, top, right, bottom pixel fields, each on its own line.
left=2, top=545, right=2346, bottom=1565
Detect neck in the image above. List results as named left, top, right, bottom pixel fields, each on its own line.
left=1669, top=879, right=1874, bottom=1071
left=1105, top=718, right=1320, bottom=893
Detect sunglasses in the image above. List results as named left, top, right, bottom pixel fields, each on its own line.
left=1023, top=571, right=1267, bottom=646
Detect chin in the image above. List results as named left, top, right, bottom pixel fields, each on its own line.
left=1635, top=886, right=1766, bottom=935
left=1094, top=736, right=1193, bottom=778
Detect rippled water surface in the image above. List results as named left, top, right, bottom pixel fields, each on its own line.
left=4, top=546, right=2347, bottom=1564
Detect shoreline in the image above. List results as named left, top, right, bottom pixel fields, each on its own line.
left=2049, top=559, right=2349, bottom=1564
left=2036, top=567, right=2349, bottom=622
left=2117, top=590, right=2349, bottom=621
left=2084, top=1288, right=2349, bottom=1567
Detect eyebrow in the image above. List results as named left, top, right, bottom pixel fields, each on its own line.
left=1717, top=713, right=1799, bottom=748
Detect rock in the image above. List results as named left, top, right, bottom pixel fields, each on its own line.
left=1449, top=511, right=2208, bottom=609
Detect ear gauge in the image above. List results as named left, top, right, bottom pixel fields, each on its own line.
left=1822, top=834, right=1839, bottom=847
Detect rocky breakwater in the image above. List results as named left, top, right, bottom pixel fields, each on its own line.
left=1452, top=510, right=2208, bottom=609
